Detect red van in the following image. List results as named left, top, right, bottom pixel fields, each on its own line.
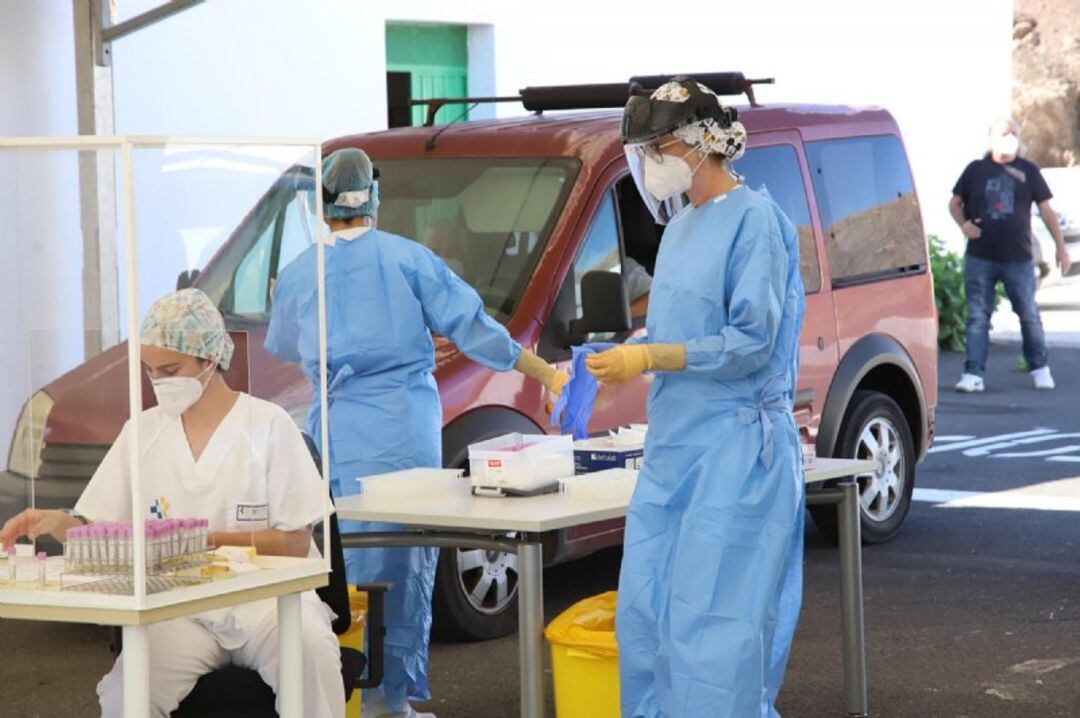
left=2, top=75, right=937, bottom=640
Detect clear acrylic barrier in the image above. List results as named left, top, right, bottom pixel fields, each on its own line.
left=0, top=137, right=329, bottom=610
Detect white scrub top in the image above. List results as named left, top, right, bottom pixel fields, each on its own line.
left=75, top=392, right=331, bottom=648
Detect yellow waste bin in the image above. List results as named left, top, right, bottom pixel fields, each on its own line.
left=341, top=587, right=369, bottom=718
left=544, top=591, right=620, bottom=718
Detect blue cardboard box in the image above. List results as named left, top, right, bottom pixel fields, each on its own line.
left=574, top=438, right=645, bottom=474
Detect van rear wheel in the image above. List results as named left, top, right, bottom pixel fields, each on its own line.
left=809, top=390, right=915, bottom=544
left=431, top=543, right=519, bottom=641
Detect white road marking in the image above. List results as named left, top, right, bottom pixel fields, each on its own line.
left=1008, top=658, right=1080, bottom=676
left=913, top=488, right=1080, bottom=512
left=933, top=435, right=975, bottom=442
left=996, top=445, right=1080, bottom=458
left=963, top=433, right=1080, bottom=457
left=928, top=429, right=1056, bottom=454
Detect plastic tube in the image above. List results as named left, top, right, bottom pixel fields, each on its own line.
left=144, top=525, right=154, bottom=575
left=1, top=545, right=14, bottom=582
left=182, top=519, right=195, bottom=562
left=84, top=526, right=95, bottom=573
left=172, top=519, right=182, bottom=566
left=107, top=523, right=118, bottom=573
left=120, top=524, right=131, bottom=574
left=64, top=528, right=77, bottom=572
left=36, top=552, right=47, bottom=586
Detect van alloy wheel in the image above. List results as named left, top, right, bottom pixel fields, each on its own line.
left=455, top=547, right=519, bottom=615
left=853, top=417, right=905, bottom=522
left=807, top=390, right=916, bottom=544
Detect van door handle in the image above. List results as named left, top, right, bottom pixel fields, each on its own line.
left=817, top=337, right=825, bottom=350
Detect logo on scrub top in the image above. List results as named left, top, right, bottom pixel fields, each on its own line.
left=150, top=497, right=170, bottom=519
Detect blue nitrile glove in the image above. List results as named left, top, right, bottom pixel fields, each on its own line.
left=550, top=343, right=616, bottom=439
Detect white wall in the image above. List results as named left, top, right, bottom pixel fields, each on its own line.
left=0, top=0, right=82, bottom=462
left=1, top=0, right=1012, bottom=461
left=107, top=0, right=1010, bottom=242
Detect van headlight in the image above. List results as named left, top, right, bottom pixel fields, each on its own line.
left=7, top=391, right=54, bottom=478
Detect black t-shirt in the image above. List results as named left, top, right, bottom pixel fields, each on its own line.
left=952, top=156, right=1052, bottom=262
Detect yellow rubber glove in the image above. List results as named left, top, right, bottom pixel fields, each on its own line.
left=585, top=344, right=687, bottom=384
left=514, top=349, right=571, bottom=396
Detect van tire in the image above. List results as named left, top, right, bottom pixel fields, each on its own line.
left=431, top=546, right=519, bottom=642
left=809, top=390, right=915, bottom=544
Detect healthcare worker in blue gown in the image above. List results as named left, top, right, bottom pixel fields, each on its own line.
left=266, top=148, right=569, bottom=718
left=586, top=78, right=806, bottom=718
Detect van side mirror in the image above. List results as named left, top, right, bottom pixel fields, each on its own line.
left=176, top=269, right=200, bottom=290
left=568, top=271, right=631, bottom=345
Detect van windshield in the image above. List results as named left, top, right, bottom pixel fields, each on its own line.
left=196, top=156, right=579, bottom=325
left=377, top=157, right=579, bottom=322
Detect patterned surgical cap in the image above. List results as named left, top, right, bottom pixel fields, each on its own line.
left=140, top=288, right=234, bottom=370
left=651, top=81, right=748, bottom=161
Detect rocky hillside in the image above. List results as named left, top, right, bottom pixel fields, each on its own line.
left=1014, top=0, right=1080, bottom=167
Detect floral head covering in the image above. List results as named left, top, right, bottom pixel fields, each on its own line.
left=140, top=288, right=234, bottom=370
left=651, top=80, right=748, bottom=161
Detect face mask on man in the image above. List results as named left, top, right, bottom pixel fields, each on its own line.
left=152, top=362, right=215, bottom=419
left=991, top=133, right=1020, bottom=158
left=644, top=149, right=706, bottom=202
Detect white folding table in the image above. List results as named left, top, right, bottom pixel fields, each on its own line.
left=336, top=457, right=878, bottom=718
left=0, top=556, right=327, bottom=718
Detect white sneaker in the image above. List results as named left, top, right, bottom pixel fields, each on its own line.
left=955, top=373, right=985, bottom=393
left=1031, top=366, right=1055, bottom=390
left=405, top=708, right=437, bottom=718
left=364, top=693, right=432, bottom=718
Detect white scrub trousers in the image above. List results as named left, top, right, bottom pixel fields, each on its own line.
left=97, top=601, right=344, bottom=718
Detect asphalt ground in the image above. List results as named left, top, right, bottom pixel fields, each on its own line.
left=2, top=332, right=1079, bottom=717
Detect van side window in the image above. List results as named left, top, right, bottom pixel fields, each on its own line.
left=805, top=135, right=925, bottom=286
left=573, top=190, right=623, bottom=324
left=731, top=144, right=820, bottom=293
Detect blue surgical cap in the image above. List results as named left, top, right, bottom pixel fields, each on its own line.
left=322, top=148, right=380, bottom=220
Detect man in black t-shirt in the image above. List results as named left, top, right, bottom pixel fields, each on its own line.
left=949, top=118, right=1072, bottom=393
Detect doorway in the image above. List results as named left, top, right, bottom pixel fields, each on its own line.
left=386, top=22, right=469, bottom=127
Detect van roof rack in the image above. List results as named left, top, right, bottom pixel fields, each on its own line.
left=409, top=72, right=774, bottom=127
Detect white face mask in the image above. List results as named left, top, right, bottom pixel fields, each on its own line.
left=151, top=362, right=214, bottom=419
left=644, top=153, right=695, bottom=202
left=991, top=133, right=1019, bottom=158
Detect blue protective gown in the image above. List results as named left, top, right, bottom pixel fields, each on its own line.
left=265, top=227, right=522, bottom=710
left=616, top=186, right=806, bottom=718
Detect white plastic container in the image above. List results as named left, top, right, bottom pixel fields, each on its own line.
left=560, top=469, right=638, bottom=503
left=359, top=468, right=469, bottom=500
left=468, top=433, right=574, bottom=493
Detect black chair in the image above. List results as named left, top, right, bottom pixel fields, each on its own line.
left=112, top=434, right=388, bottom=718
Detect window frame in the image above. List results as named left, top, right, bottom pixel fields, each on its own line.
left=803, top=133, right=928, bottom=289
left=732, top=139, right=825, bottom=295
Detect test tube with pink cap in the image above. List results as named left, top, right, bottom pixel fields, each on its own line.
left=106, top=523, right=119, bottom=573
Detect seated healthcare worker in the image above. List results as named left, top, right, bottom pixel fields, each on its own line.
left=265, top=147, right=570, bottom=718
left=0, top=288, right=344, bottom=718
left=586, top=78, right=806, bottom=717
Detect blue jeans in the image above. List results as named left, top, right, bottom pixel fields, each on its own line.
left=963, top=254, right=1048, bottom=375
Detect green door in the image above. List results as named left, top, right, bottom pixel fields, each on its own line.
left=386, top=22, right=469, bottom=126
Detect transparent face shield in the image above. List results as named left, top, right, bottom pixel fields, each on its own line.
left=623, top=143, right=692, bottom=226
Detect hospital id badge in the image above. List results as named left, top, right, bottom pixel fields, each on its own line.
left=229, top=501, right=269, bottom=529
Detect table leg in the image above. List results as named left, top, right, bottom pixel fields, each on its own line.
left=121, top=624, right=150, bottom=718
left=278, top=592, right=304, bottom=718
left=517, top=541, right=545, bottom=718
left=838, top=479, right=869, bottom=717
